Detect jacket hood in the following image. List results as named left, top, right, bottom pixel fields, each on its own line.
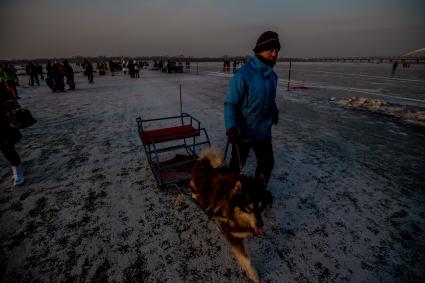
left=246, top=55, right=275, bottom=77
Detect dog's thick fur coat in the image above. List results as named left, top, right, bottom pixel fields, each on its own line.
left=190, top=148, right=273, bottom=282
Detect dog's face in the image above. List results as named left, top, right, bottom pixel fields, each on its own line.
left=229, top=176, right=273, bottom=237
left=232, top=194, right=264, bottom=236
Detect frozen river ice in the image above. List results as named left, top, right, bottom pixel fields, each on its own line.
left=1, top=62, right=424, bottom=282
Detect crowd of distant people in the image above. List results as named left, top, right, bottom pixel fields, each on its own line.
left=1, top=56, right=416, bottom=97
left=121, top=59, right=145, bottom=78
left=7, top=58, right=149, bottom=92
left=19, top=59, right=75, bottom=92
left=223, top=57, right=245, bottom=73
left=150, top=57, right=191, bottom=73
left=1, top=56, right=246, bottom=96
left=1, top=58, right=146, bottom=93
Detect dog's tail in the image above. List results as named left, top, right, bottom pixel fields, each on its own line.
left=199, top=147, right=225, bottom=168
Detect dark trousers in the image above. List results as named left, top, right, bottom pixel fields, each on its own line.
left=88, top=73, right=94, bottom=84
left=0, top=141, right=21, bottom=166
left=31, top=74, right=40, bottom=86
left=54, top=77, right=65, bottom=92
left=229, top=139, right=274, bottom=183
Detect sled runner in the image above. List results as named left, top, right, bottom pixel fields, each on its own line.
left=136, top=113, right=210, bottom=188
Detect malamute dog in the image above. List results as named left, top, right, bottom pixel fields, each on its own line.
left=190, top=148, right=273, bottom=282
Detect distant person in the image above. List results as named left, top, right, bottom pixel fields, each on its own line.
left=128, top=60, right=135, bottom=78
left=224, top=31, right=280, bottom=185
left=167, top=59, right=172, bottom=73
left=25, top=63, right=32, bottom=85
left=134, top=60, right=140, bottom=78
left=52, top=60, right=65, bottom=92
left=160, top=60, right=165, bottom=72
left=0, top=64, right=19, bottom=99
left=102, top=62, right=107, bottom=74
left=45, top=60, right=55, bottom=91
left=0, top=82, right=25, bottom=186
left=177, top=57, right=183, bottom=73
left=28, top=62, right=40, bottom=86
left=185, top=58, right=190, bottom=71
left=222, top=57, right=230, bottom=73
left=392, top=61, right=398, bottom=75
left=109, top=60, right=115, bottom=76
left=83, top=59, right=94, bottom=84
left=36, top=63, right=44, bottom=81
left=63, top=60, right=75, bottom=90
left=98, top=62, right=106, bottom=75
left=122, top=60, right=128, bottom=75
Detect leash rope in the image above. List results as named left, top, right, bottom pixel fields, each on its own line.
left=224, top=141, right=244, bottom=173
left=235, top=144, right=243, bottom=172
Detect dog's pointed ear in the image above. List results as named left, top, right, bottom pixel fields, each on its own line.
left=230, top=181, right=243, bottom=196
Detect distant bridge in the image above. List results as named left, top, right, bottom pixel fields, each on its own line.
left=284, top=48, right=425, bottom=64
left=283, top=55, right=425, bottom=64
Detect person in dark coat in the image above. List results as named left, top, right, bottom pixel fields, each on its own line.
left=83, top=59, right=94, bottom=84
left=52, top=60, right=65, bottom=92
left=36, top=64, right=44, bottom=81
left=0, top=82, right=24, bottom=186
left=109, top=60, right=115, bottom=76
left=63, top=60, right=75, bottom=90
left=167, top=59, right=172, bottom=73
left=25, top=63, right=32, bottom=85
left=45, top=60, right=55, bottom=91
left=134, top=60, right=140, bottom=78
left=28, top=62, right=40, bottom=86
left=127, top=60, right=134, bottom=78
left=392, top=61, right=398, bottom=75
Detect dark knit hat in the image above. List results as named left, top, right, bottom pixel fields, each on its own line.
left=253, top=31, right=280, bottom=53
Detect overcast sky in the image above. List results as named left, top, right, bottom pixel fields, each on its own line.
left=1, top=0, right=424, bottom=59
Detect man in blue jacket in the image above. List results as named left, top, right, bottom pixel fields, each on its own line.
left=224, top=31, right=280, bottom=184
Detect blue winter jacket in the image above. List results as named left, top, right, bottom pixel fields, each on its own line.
left=224, top=55, right=279, bottom=141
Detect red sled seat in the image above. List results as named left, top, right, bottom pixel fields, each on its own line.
left=141, top=125, right=199, bottom=145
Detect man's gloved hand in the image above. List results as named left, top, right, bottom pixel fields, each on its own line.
left=272, top=111, right=279, bottom=125
left=226, top=127, right=241, bottom=144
